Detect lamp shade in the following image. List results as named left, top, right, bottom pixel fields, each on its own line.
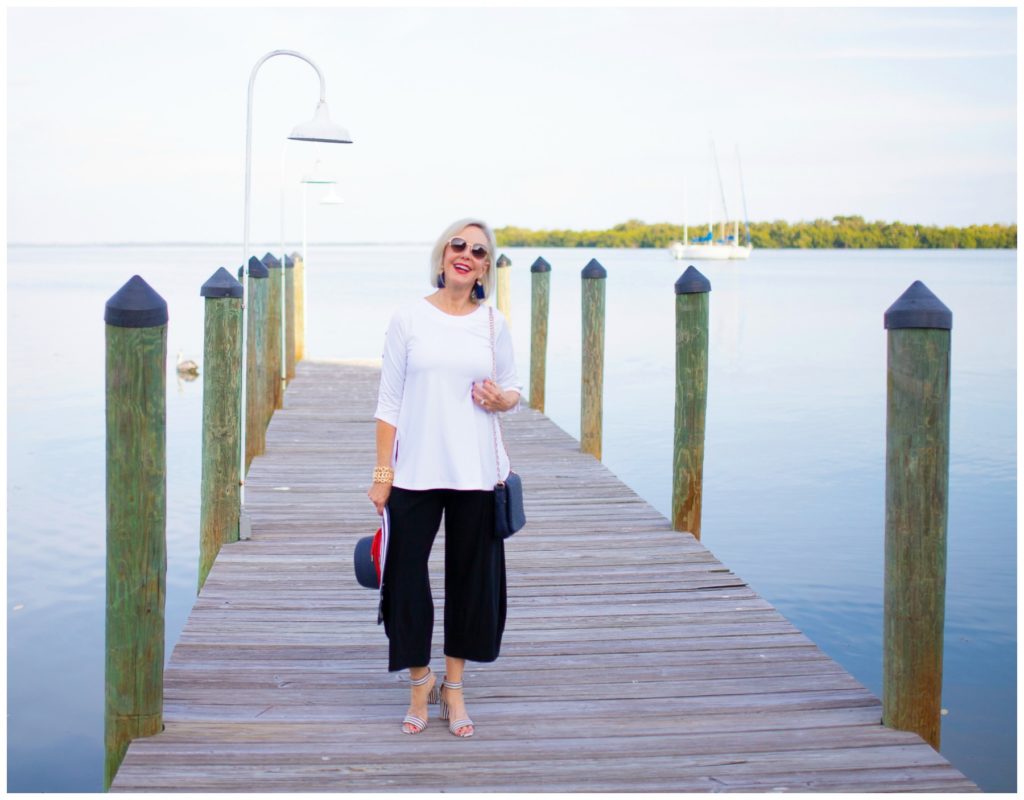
left=321, top=186, right=345, bottom=205
left=289, top=101, right=352, bottom=144
left=301, top=158, right=336, bottom=185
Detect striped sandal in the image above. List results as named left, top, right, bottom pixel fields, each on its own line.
left=438, top=678, right=475, bottom=738
left=401, top=669, right=438, bottom=735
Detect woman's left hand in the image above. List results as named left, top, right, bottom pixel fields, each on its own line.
left=472, top=379, right=518, bottom=413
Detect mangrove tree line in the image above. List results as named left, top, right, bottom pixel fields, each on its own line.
left=495, top=217, right=1016, bottom=249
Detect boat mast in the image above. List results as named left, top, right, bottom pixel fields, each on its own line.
left=706, top=158, right=713, bottom=240
left=711, top=140, right=730, bottom=242
left=683, top=177, right=688, bottom=246
left=736, top=144, right=752, bottom=247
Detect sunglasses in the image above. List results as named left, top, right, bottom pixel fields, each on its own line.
left=448, top=237, right=489, bottom=261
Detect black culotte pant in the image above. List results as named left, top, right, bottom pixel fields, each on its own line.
left=382, top=487, right=507, bottom=673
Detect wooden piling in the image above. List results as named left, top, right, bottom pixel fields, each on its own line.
left=263, top=253, right=284, bottom=412
left=199, top=268, right=243, bottom=591
left=580, top=259, right=606, bottom=459
left=671, top=266, right=711, bottom=540
left=529, top=256, right=551, bottom=412
left=240, top=257, right=269, bottom=471
left=103, top=275, right=167, bottom=789
left=883, top=280, right=952, bottom=751
left=285, top=255, right=296, bottom=382
left=292, top=251, right=305, bottom=362
left=496, top=253, right=512, bottom=326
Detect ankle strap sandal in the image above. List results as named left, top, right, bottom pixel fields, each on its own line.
left=401, top=669, right=438, bottom=734
left=439, top=678, right=475, bottom=738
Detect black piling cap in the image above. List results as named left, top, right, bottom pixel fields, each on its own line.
left=246, top=256, right=269, bottom=278
left=674, top=265, right=711, bottom=295
left=104, top=275, right=168, bottom=328
left=496, top=254, right=511, bottom=268
left=531, top=256, right=552, bottom=273
left=884, top=280, right=952, bottom=330
left=581, top=258, right=607, bottom=279
left=262, top=252, right=282, bottom=269
left=290, top=251, right=302, bottom=262
left=284, top=254, right=295, bottom=268
left=201, top=267, right=244, bottom=299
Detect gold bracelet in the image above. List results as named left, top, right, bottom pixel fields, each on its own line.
left=373, top=466, right=394, bottom=485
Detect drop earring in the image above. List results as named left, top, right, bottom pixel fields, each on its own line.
left=473, top=280, right=485, bottom=300
left=437, top=272, right=446, bottom=289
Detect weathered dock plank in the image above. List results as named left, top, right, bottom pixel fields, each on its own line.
left=111, top=360, right=977, bottom=792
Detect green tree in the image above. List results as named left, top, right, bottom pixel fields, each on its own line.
left=494, top=220, right=1016, bottom=250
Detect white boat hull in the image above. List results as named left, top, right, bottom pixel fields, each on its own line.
left=670, top=242, right=752, bottom=261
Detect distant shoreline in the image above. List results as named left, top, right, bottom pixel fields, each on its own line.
left=7, top=216, right=1018, bottom=250
left=496, top=217, right=1017, bottom=249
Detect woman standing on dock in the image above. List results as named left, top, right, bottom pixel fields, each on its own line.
left=368, top=218, right=522, bottom=737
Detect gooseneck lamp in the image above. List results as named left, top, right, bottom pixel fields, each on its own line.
left=240, top=50, right=352, bottom=528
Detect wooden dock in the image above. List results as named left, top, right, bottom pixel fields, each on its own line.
left=111, top=360, right=977, bottom=792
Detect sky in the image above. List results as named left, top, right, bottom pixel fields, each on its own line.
left=5, top=5, right=1018, bottom=244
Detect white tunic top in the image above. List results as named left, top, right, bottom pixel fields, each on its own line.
left=374, top=298, right=522, bottom=491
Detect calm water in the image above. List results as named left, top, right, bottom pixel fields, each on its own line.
left=6, top=244, right=1016, bottom=791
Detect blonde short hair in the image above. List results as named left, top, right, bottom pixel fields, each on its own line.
left=428, top=218, right=498, bottom=303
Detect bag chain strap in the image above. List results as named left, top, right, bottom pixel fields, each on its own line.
left=489, top=307, right=507, bottom=486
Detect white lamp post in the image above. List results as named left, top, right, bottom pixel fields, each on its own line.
left=300, top=157, right=337, bottom=269
left=298, top=160, right=340, bottom=357
left=276, top=150, right=335, bottom=415
left=239, top=49, right=351, bottom=530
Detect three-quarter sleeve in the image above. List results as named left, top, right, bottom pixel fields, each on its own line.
left=374, top=310, right=408, bottom=427
left=494, top=312, right=523, bottom=410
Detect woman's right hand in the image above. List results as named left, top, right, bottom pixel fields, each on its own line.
left=368, top=481, right=391, bottom=516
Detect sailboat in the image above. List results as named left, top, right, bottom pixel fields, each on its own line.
left=670, top=143, right=752, bottom=261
